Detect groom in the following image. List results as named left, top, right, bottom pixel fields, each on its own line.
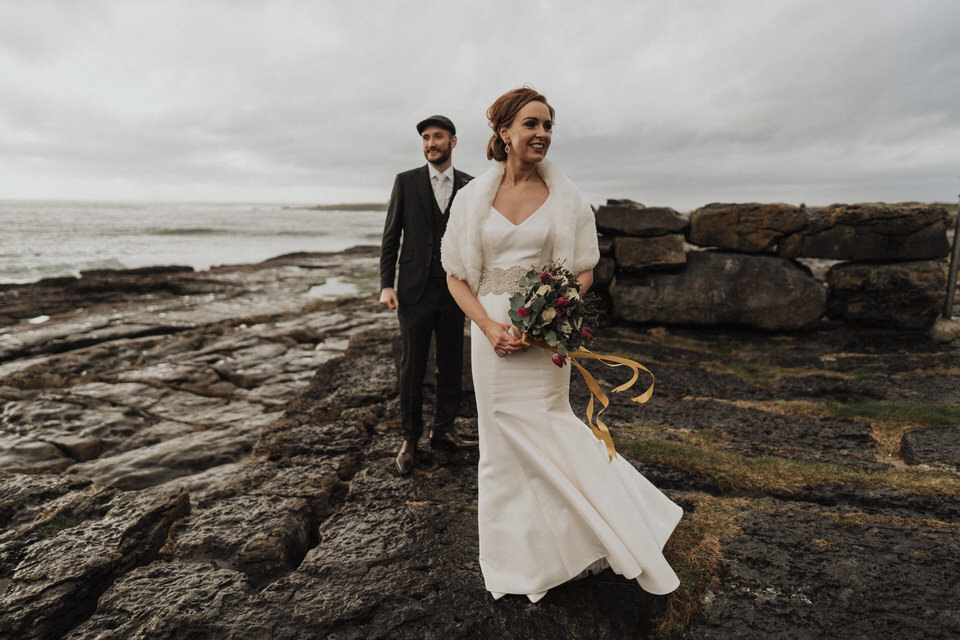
left=379, top=115, right=476, bottom=475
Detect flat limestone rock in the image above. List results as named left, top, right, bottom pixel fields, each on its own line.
left=4, top=247, right=959, bottom=639
left=0, top=435, right=72, bottom=473
left=0, top=485, right=189, bottom=640
left=687, top=500, right=960, bottom=639
left=165, top=494, right=313, bottom=587
left=63, top=562, right=258, bottom=640
left=69, top=418, right=270, bottom=490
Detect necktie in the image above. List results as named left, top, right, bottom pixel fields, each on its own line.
left=434, top=174, right=450, bottom=212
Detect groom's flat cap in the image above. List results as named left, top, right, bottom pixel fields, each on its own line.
left=417, top=115, right=456, bottom=136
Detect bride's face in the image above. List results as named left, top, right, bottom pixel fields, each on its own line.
left=500, top=101, right=553, bottom=163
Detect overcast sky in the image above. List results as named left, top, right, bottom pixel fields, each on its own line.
left=2, top=0, right=958, bottom=211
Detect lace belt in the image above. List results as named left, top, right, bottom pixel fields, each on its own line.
left=478, top=265, right=530, bottom=296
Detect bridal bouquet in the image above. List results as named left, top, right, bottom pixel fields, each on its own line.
left=507, top=260, right=654, bottom=463
left=507, top=261, right=603, bottom=367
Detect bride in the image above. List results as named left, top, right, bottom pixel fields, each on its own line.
left=441, top=87, right=683, bottom=602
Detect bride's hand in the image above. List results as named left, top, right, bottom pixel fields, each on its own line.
left=483, top=322, right=523, bottom=358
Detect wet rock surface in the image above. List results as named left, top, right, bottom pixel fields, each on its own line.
left=2, top=247, right=959, bottom=639
left=685, top=503, right=960, bottom=639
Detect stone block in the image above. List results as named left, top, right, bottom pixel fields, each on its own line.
left=779, top=203, right=950, bottom=260
left=826, top=260, right=946, bottom=329
left=594, top=256, right=615, bottom=286
left=689, top=203, right=807, bottom=253
left=900, top=426, right=960, bottom=469
left=614, top=235, right=686, bottom=271
left=609, top=251, right=826, bottom=330
left=595, top=199, right=687, bottom=237
left=598, top=236, right=614, bottom=256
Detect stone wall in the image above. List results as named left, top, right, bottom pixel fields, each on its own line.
left=597, top=200, right=950, bottom=331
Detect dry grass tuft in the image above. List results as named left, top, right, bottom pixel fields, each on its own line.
left=653, top=493, right=744, bottom=638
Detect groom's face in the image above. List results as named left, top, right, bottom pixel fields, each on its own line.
left=422, top=126, right=456, bottom=167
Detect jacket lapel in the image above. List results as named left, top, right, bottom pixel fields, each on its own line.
left=447, top=169, right=466, bottom=215
left=414, top=165, right=436, bottom=216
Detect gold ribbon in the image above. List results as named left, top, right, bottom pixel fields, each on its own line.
left=516, top=332, right=655, bottom=462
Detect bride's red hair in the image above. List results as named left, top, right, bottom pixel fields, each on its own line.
left=486, top=87, right=555, bottom=161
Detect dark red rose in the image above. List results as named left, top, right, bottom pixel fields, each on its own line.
left=518, top=306, right=531, bottom=318
left=551, top=353, right=567, bottom=367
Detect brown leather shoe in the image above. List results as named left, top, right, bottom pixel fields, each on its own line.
left=429, top=429, right=478, bottom=451
left=395, top=440, right=417, bottom=475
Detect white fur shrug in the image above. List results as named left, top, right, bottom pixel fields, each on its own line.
left=441, top=158, right=600, bottom=293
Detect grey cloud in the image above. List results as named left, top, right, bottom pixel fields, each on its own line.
left=1, top=0, right=958, bottom=208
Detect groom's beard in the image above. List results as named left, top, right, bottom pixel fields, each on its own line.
left=424, top=146, right=451, bottom=167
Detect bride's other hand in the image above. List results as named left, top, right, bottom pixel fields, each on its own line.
left=446, top=275, right=527, bottom=357
left=482, top=321, right=522, bottom=357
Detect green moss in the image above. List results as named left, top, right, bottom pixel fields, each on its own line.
left=699, top=359, right=812, bottom=385
left=38, top=513, right=82, bottom=538
left=818, top=401, right=960, bottom=426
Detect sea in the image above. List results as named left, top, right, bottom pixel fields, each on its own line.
left=0, top=200, right=387, bottom=285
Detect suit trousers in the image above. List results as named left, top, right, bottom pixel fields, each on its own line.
left=397, top=275, right=465, bottom=442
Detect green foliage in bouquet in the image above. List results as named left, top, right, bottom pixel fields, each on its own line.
left=508, top=261, right=603, bottom=365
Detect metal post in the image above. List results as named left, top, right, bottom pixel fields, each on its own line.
left=945, top=193, right=960, bottom=319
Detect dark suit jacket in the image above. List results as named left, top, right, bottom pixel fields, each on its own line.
left=380, top=165, right=472, bottom=305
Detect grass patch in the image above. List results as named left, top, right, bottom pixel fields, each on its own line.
left=698, top=359, right=885, bottom=386
left=653, top=493, right=743, bottom=638
left=818, top=401, right=960, bottom=426
left=699, top=360, right=794, bottom=385
left=616, top=437, right=960, bottom=496
left=894, top=367, right=960, bottom=377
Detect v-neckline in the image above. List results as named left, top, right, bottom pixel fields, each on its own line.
left=492, top=193, right=550, bottom=228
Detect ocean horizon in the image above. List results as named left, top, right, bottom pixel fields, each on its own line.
left=0, top=199, right=387, bottom=285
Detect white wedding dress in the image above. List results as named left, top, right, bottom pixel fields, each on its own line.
left=472, top=197, right=683, bottom=602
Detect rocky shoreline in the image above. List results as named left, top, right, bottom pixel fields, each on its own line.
left=2, top=247, right=959, bottom=639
